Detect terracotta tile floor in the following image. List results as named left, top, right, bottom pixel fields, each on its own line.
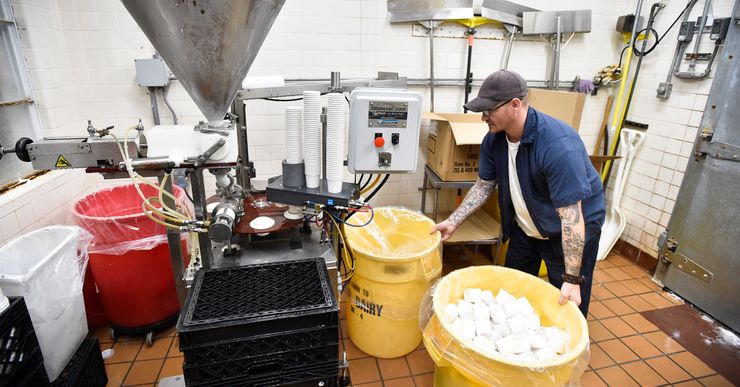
left=92, top=247, right=735, bottom=386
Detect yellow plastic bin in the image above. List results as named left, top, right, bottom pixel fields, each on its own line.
left=344, top=207, right=442, bottom=358
left=420, top=266, right=590, bottom=386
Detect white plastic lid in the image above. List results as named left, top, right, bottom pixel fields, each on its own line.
left=249, top=216, right=275, bottom=230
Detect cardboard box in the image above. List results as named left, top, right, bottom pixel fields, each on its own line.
left=424, top=112, right=489, bottom=181
left=529, top=88, right=586, bottom=130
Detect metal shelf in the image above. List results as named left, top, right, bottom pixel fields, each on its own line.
left=420, top=164, right=501, bottom=248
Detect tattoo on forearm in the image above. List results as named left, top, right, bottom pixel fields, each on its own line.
left=557, top=202, right=585, bottom=276
left=448, top=178, right=496, bottom=225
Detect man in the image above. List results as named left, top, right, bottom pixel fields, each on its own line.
left=432, top=70, right=605, bottom=315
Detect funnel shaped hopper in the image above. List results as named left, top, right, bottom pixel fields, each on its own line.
left=123, top=0, right=285, bottom=122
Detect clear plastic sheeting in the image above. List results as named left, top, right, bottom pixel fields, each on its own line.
left=71, top=183, right=191, bottom=253
left=0, top=226, right=92, bottom=381
left=88, top=234, right=187, bottom=256
left=345, top=207, right=442, bottom=284
left=344, top=207, right=442, bottom=358
left=420, top=266, right=590, bottom=386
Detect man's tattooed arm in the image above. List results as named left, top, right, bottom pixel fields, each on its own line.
left=556, top=201, right=585, bottom=276
left=447, top=178, right=496, bottom=226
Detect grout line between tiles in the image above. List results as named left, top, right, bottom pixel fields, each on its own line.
left=118, top=340, right=143, bottom=385
left=152, top=337, right=174, bottom=385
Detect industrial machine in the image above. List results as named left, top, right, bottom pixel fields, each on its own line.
left=0, top=2, right=423, bottom=380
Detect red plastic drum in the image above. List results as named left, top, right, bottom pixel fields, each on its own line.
left=72, top=184, right=190, bottom=329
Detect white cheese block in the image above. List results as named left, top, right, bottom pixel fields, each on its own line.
left=516, top=350, right=537, bottom=362
left=524, top=312, right=541, bottom=330
left=516, top=297, right=535, bottom=315
left=460, top=319, right=477, bottom=340
left=475, top=319, right=493, bottom=336
left=529, top=329, right=548, bottom=350
left=535, top=347, right=557, bottom=361
left=502, top=299, right=521, bottom=318
left=493, top=321, right=511, bottom=336
left=473, top=303, right=490, bottom=322
left=480, top=290, right=495, bottom=305
left=507, top=314, right=529, bottom=334
left=464, top=288, right=483, bottom=303
left=544, top=326, right=566, bottom=354
left=489, top=303, right=507, bottom=323
left=457, top=300, right=474, bottom=321
left=496, top=332, right=531, bottom=355
left=496, top=288, right=516, bottom=304
left=481, top=330, right=502, bottom=343
left=472, top=335, right=495, bottom=352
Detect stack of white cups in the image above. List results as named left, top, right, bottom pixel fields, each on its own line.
left=326, top=93, right=345, bottom=193
left=303, top=91, right=322, bottom=188
left=285, top=106, right=303, bottom=164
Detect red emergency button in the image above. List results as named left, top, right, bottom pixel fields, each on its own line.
left=374, top=136, right=385, bottom=148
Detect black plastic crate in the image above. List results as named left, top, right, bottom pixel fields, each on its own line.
left=182, top=325, right=339, bottom=366
left=0, top=297, right=50, bottom=387
left=177, top=258, right=339, bottom=347
left=52, top=337, right=107, bottom=387
left=182, top=327, right=338, bottom=385
left=185, top=360, right=339, bottom=387
left=14, top=363, right=51, bottom=387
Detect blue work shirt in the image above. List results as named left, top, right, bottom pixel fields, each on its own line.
left=479, top=107, right=605, bottom=241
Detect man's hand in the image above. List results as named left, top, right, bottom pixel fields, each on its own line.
left=430, top=178, right=496, bottom=242
left=431, top=220, right=458, bottom=242
left=559, top=282, right=581, bottom=306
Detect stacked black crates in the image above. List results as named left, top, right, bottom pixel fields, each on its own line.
left=52, top=338, right=107, bottom=387
left=0, top=297, right=50, bottom=387
left=177, top=258, right=340, bottom=386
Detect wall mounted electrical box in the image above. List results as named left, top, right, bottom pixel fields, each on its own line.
left=135, top=57, right=171, bottom=87
left=348, top=88, right=422, bottom=174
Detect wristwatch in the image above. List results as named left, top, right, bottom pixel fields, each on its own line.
left=562, top=273, right=585, bottom=285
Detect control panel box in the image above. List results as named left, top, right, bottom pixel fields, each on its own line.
left=348, top=88, right=422, bottom=174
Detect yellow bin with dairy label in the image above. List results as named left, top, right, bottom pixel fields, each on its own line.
left=344, top=207, right=442, bottom=358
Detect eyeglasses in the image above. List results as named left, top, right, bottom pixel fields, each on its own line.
left=481, top=98, right=514, bottom=117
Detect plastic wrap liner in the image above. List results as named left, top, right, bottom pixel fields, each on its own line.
left=71, top=183, right=191, bottom=253
left=344, top=206, right=442, bottom=292
left=419, top=266, right=590, bottom=386
left=0, top=226, right=92, bottom=380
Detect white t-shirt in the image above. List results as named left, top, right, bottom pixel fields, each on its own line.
left=507, top=137, right=546, bottom=239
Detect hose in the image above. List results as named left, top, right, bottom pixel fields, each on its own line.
left=602, top=2, right=663, bottom=184
left=110, top=128, right=190, bottom=228
left=360, top=174, right=382, bottom=194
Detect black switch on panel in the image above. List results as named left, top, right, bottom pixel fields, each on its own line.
left=391, top=133, right=399, bottom=145
left=374, top=133, right=382, bottom=138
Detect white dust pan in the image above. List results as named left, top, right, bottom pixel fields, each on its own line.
left=597, top=129, right=646, bottom=261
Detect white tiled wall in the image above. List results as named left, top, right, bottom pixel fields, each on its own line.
left=2, top=0, right=724, bottom=257
left=609, top=0, right=733, bottom=258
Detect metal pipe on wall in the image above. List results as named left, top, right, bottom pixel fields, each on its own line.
left=148, top=86, right=160, bottom=125
left=428, top=20, right=436, bottom=112
left=501, top=26, right=517, bottom=70
left=689, top=0, right=712, bottom=71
